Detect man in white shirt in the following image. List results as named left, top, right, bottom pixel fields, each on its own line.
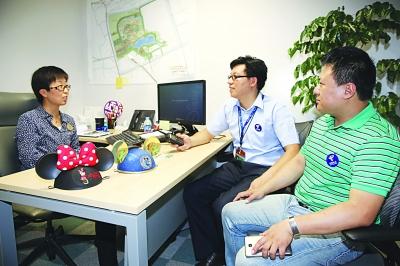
left=176, top=56, right=300, bottom=266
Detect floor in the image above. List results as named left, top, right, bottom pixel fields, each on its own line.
left=16, top=216, right=196, bottom=266
left=15, top=216, right=400, bottom=266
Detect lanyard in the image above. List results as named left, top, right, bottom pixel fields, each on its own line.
left=238, top=106, right=257, bottom=146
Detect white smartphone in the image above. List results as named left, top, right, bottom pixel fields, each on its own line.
left=244, top=235, right=293, bottom=257
left=245, top=235, right=263, bottom=257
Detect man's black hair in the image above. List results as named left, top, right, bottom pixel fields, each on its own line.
left=31, top=66, right=69, bottom=104
left=230, top=56, right=268, bottom=91
left=322, top=46, right=376, bottom=101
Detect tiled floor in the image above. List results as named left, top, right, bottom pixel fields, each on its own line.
left=16, top=217, right=398, bottom=266
left=152, top=225, right=196, bottom=266
left=15, top=217, right=196, bottom=265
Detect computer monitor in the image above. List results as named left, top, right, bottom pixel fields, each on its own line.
left=157, top=80, right=206, bottom=135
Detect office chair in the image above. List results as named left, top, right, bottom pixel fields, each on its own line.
left=0, top=92, right=94, bottom=266
left=343, top=103, right=400, bottom=266
left=293, top=120, right=313, bottom=146
left=343, top=170, right=400, bottom=266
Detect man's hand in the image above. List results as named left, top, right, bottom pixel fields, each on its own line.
left=233, top=185, right=266, bottom=202
left=233, top=177, right=263, bottom=201
left=175, top=133, right=191, bottom=151
left=252, top=220, right=293, bottom=260
left=249, top=177, right=265, bottom=190
left=174, top=129, right=214, bottom=151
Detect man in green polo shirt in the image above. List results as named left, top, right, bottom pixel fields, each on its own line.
left=221, top=46, right=400, bottom=266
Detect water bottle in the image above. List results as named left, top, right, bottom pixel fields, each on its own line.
left=143, top=116, right=153, bottom=133
left=103, top=118, right=108, bottom=132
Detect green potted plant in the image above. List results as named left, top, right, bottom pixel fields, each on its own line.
left=288, top=1, right=400, bottom=127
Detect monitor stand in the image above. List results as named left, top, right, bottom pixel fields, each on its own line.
left=178, top=122, right=198, bottom=136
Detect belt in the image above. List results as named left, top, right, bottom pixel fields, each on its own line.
left=298, top=200, right=311, bottom=210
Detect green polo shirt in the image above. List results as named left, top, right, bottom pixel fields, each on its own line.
left=295, top=102, right=400, bottom=222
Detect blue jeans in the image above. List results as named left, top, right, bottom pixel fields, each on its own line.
left=221, top=194, right=363, bottom=266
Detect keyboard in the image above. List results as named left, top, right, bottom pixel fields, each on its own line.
left=106, top=130, right=144, bottom=147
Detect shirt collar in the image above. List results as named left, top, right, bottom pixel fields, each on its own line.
left=328, top=102, right=376, bottom=129
left=36, top=105, right=66, bottom=123
left=234, top=92, right=265, bottom=111
left=36, top=105, right=51, bottom=119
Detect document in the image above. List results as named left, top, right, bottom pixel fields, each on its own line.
left=79, top=131, right=111, bottom=138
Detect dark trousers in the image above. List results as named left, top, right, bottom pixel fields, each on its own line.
left=95, top=221, right=118, bottom=266
left=183, top=160, right=268, bottom=261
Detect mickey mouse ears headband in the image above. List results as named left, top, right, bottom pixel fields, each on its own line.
left=35, top=142, right=114, bottom=190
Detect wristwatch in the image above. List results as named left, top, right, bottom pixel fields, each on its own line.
left=288, top=216, right=300, bottom=236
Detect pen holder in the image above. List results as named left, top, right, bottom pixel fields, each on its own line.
left=108, top=118, right=116, bottom=129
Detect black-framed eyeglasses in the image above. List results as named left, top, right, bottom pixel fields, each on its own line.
left=49, top=84, right=71, bottom=92
left=227, top=75, right=251, bottom=81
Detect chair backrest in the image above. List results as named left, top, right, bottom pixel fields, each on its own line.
left=0, top=92, right=38, bottom=177
left=295, top=120, right=313, bottom=146
left=380, top=170, right=400, bottom=228
left=283, top=120, right=314, bottom=194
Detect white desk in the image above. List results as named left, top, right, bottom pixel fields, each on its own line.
left=0, top=136, right=232, bottom=266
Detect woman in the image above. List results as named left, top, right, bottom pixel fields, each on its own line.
left=16, top=66, right=117, bottom=266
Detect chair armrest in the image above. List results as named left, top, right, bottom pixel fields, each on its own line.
left=342, top=225, right=400, bottom=242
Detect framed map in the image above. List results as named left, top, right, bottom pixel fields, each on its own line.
left=88, top=0, right=196, bottom=84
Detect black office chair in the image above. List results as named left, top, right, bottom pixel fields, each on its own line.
left=343, top=170, right=400, bottom=266
left=0, top=92, right=95, bottom=266
left=293, top=120, right=313, bottom=146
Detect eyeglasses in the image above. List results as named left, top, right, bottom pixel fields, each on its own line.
left=227, top=75, right=251, bottom=81
left=49, top=84, right=71, bottom=92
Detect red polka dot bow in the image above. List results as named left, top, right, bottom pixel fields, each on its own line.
left=56, top=142, right=99, bottom=171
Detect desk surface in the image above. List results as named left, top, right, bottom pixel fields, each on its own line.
left=78, top=126, right=207, bottom=144
left=0, top=136, right=231, bottom=215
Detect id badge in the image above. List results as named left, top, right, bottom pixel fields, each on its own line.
left=235, top=147, right=246, bottom=161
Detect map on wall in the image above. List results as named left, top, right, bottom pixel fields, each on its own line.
left=88, top=0, right=196, bottom=84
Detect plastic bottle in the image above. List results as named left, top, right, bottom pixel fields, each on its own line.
left=103, top=118, right=108, bottom=132
left=143, top=116, right=153, bottom=133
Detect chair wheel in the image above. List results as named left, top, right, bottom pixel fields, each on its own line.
left=47, top=245, right=56, bottom=260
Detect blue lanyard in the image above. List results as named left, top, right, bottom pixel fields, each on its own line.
left=238, top=106, right=257, bottom=146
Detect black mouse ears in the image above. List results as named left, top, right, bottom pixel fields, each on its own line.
left=35, top=143, right=114, bottom=180
left=35, top=153, right=60, bottom=180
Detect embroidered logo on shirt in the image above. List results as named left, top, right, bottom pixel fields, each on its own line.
left=66, top=123, right=74, bottom=131
left=254, top=124, right=262, bottom=132
left=326, top=153, right=339, bottom=167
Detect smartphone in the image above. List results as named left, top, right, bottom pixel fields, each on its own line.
left=244, top=235, right=293, bottom=257
left=245, top=235, right=263, bottom=257
left=167, top=134, right=184, bottom=146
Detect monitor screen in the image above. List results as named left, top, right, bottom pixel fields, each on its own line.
left=157, top=80, right=206, bottom=125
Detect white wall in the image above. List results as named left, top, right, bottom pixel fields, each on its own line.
left=1, top=0, right=399, bottom=125
left=0, top=0, right=87, bottom=115
left=194, top=0, right=400, bottom=122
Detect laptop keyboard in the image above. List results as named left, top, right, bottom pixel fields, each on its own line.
left=106, top=131, right=144, bottom=147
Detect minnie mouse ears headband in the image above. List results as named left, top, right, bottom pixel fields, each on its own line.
left=35, top=142, right=114, bottom=190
